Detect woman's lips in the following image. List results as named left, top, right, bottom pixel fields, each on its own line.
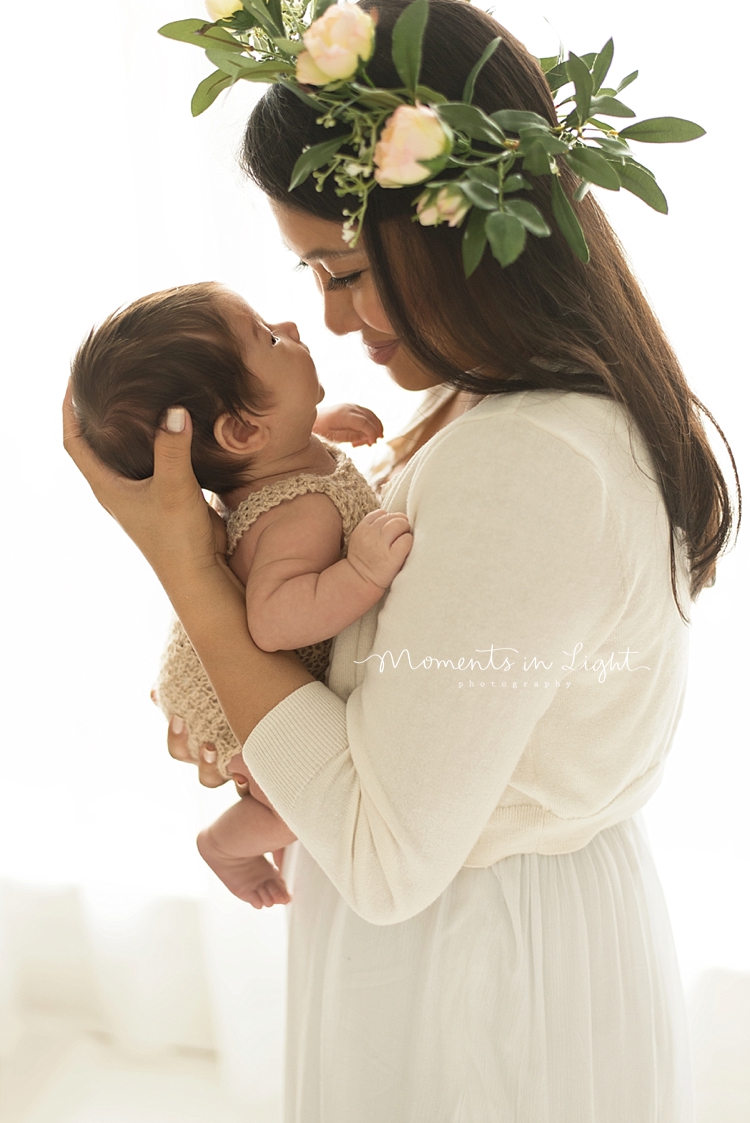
left=364, top=338, right=400, bottom=366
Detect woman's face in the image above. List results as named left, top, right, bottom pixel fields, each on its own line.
left=270, top=202, right=443, bottom=392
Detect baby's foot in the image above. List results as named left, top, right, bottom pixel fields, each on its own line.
left=197, top=834, right=291, bottom=908
left=242, top=855, right=291, bottom=910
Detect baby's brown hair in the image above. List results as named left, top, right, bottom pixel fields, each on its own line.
left=71, top=282, right=271, bottom=495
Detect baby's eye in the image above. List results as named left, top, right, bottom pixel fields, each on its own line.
left=326, top=271, right=364, bottom=292
left=269, top=331, right=280, bottom=345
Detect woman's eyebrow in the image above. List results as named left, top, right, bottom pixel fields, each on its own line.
left=296, top=247, right=360, bottom=264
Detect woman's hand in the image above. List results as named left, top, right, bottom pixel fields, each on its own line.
left=63, top=383, right=223, bottom=585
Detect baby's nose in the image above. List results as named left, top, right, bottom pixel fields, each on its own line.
left=277, top=320, right=301, bottom=343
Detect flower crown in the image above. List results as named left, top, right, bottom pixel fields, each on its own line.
left=159, top=0, right=704, bottom=274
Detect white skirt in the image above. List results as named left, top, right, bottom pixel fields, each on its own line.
left=282, top=815, right=694, bottom=1123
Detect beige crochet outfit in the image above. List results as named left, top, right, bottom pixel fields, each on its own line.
left=155, top=440, right=380, bottom=777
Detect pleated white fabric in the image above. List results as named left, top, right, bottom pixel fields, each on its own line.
left=283, top=814, right=694, bottom=1123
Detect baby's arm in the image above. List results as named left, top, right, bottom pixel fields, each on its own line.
left=232, top=494, right=413, bottom=652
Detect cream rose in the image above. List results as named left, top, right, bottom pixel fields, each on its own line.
left=373, top=105, right=452, bottom=188
left=417, top=184, right=470, bottom=228
left=295, top=3, right=375, bottom=86
left=205, top=0, right=243, bottom=20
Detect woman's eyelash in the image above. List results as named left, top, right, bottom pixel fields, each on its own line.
left=326, top=271, right=363, bottom=292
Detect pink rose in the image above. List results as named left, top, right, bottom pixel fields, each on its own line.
left=296, top=3, right=375, bottom=86
left=417, top=184, right=470, bottom=227
left=205, top=0, right=243, bottom=19
left=373, top=105, right=452, bottom=188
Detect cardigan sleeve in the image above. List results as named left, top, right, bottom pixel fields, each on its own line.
left=242, top=407, right=629, bottom=924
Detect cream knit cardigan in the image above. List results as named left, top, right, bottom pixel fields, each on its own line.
left=242, top=390, right=692, bottom=925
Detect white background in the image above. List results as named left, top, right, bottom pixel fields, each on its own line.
left=1, top=0, right=747, bottom=1118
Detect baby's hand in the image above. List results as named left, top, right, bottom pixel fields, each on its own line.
left=347, top=510, right=413, bottom=589
left=313, top=403, right=384, bottom=447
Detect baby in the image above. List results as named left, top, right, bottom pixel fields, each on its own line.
left=71, top=281, right=413, bottom=908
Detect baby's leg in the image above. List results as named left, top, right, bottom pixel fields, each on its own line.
left=197, top=796, right=297, bottom=909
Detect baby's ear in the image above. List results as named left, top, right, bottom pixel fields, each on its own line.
left=213, top=411, right=268, bottom=456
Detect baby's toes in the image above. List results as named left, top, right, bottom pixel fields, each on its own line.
left=269, top=877, right=291, bottom=905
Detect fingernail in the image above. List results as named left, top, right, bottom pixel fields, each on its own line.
left=202, top=747, right=217, bottom=764
left=170, top=716, right=185, bottom=735
left=165, top=407, right=186, bottom=433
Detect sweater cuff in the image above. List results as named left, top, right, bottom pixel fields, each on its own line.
left=241, top=681, right=348, bottom=810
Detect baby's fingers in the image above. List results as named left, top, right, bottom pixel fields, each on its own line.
left=378, top=513, right=413, bottom=544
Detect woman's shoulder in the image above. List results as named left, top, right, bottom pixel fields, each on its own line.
left=415, top=390, right=652, bottom=491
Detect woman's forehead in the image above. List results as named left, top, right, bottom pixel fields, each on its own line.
left=269, top=201, right=362, bottom=263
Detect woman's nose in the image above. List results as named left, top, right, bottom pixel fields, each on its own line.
left=323, top=290, right=364, bottom=337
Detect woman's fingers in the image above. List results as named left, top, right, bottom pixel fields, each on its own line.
left=166, top=715, right=193, bottom=763
left=198, top=744, right=229, bottom=788
left=165, top=718, right=228, bottom=787
left=150, top=408, right=197, bottom=508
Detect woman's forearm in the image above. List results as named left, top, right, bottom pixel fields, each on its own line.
left=167, top=558, right=315, bottom=745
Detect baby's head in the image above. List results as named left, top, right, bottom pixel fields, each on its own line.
left=71, top=282, right=322, bottom=497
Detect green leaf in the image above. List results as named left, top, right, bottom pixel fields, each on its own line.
left=207, top=49, right=292, bottom=79
left=289, top=136, right=346, bottom=190
left=462, top=205, right=488, bottom=277
left=191, top=69, right=235, bottom=116
left=538, top=54, right=563, bottom=74
left=266, top=0, right=285, bottom=36
left=589, top=94, right=636, bottom=118
left=564, top=147, right=621, bottom=190
left=544, top=61, right=570, bottom=93
left=241, top=0, right=280, bottom=39
left=462, top=180, right=498, bottom=209
left=272, top=37, right=304, bottom=56
left=611, top=161, right=668, bottom=212
left=591, top=38, right=614, bottom=93
left=566, top=52, right=594, bottom=125
left=491, top=108, right=551, bottom=133
left=223, top=8, right=258, bottom=31
left=437, top=103, right=505, bottom=144
left=349, top=86, right=405, bottom=109
left=278, top=77, right=326, bottom=110
left=414, top=85, right=448, bottom=104
left=313, top=0, right=338, bottom=17
left=521, top=140, right=552, bottom=176
left=391, top=0, right=429, bottom=94
left=517, top=128, right=568, bottom=156
left=503, top=173, right=531, bottom=193
left=462, top=36, right=501, bottom=104
left=503, top=199, right=551, bottom=237
left=467, top=165, right=500, bottom=187
left=486, top=211, right=527, bottom=267
left=593, top=134, right=633, bottom=156
left=158, top=19, right=244, bottom=50
left=550, top=176, right=590, bottom=262
left=618, top=117, right=706, bottom=143
left=616, top=69, right=638, bottom=93
left=573, top=181, right=591, bottom=202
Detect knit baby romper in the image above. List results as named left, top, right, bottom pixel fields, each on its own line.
left=155, top=440, right=380, bottom=777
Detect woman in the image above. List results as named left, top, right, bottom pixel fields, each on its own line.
left=65, top=0, right=738, bottom=1118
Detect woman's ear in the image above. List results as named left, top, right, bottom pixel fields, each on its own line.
left=213, top=411, right=268, bottom=456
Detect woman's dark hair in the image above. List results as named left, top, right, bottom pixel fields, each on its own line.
left=71, top=282, right=272, bottom=495
left=242, top=0, right=740, bottom=618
